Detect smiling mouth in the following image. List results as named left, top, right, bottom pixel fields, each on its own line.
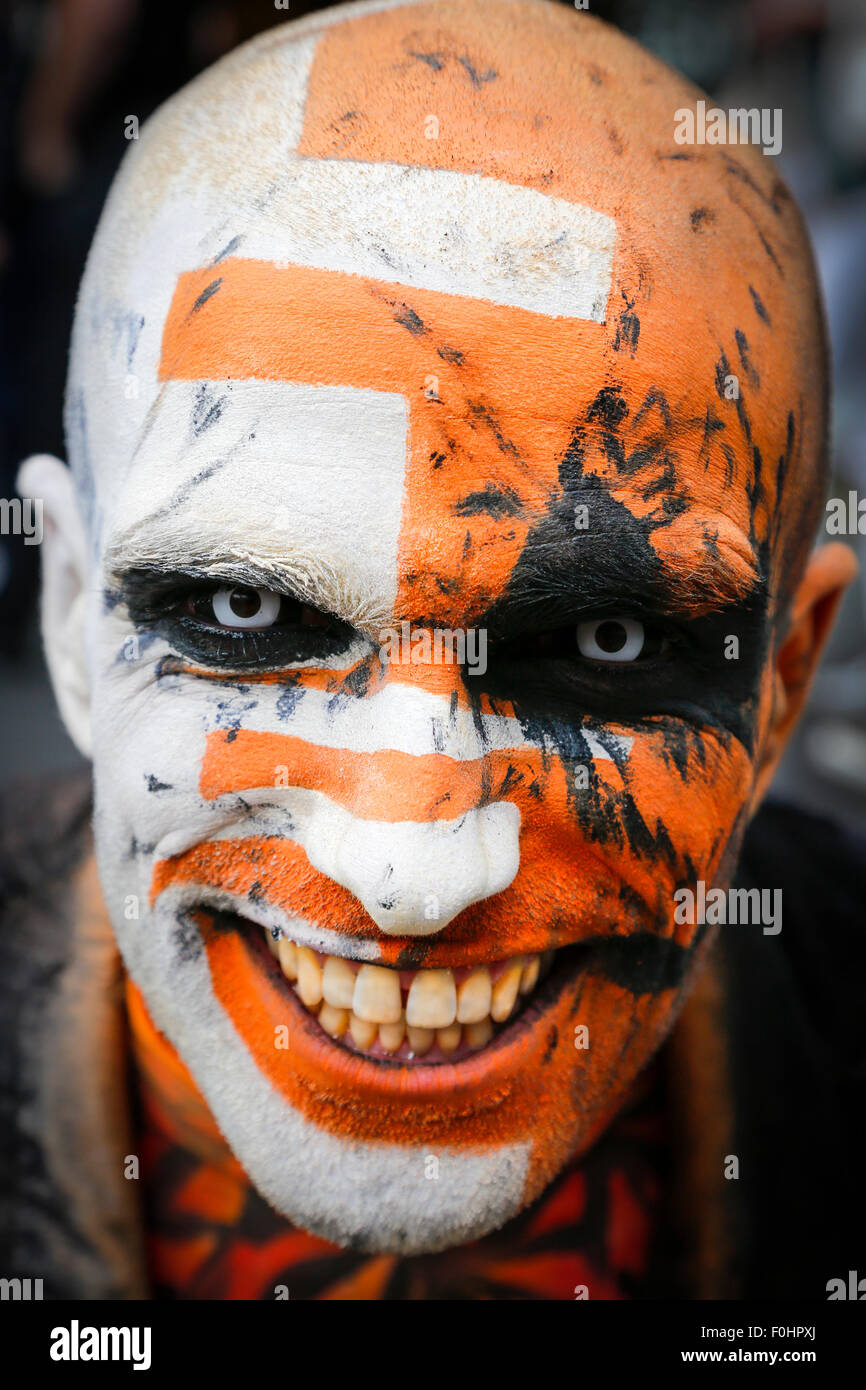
left=258, top=928, right=561, bottom=1063
left=174, top=894, right=609, bottom=1070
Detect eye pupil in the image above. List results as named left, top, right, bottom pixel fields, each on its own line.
left=595, top=620, right=628, bottom=654
left=228, top=587, right=262, bottom=619
left=576, top=615, right=646, bottom=663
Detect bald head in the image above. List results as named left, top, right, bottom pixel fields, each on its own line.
left=68, top=0, right=827, bottom=622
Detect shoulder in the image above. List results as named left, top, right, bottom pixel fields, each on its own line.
left=723, top=799, right=866, bottom=1298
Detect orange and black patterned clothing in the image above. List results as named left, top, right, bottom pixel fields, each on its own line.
left=1, top=774, right=865, bottom=1299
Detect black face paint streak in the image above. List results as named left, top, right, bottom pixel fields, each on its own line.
left=145, top=774, right=172, bottom=793
left=721, top=152, right=786, bottom=217
left=454, top=484, right=522, bottom=519
left=542, top=1026, right=559, bottom=1064
left=188, top=278, right=223, bottom=315
left=588, top=926, right=708, bottom=997
left=275, top=680, right=304, bottom=721
left=771, top=408, right=799, bottom=563
left=132, top=451, right=239, bottom=533
left=613, top=290, right=640, bottom=354
left=408, top=49, right=445, bottom=70
left=578, top=386, right=681, bottom=495
left=746, top=447, right=764, bottom=552
left=587, top=386, right=628, bottom=429
left=191, top=383, right=228, bottom=436
left=395, top=940, right=432, bottom=971
left=639, top=453, right=676, bottom=500
left=690, top=207, right=715, bottom=231
left=437, top=344, right=464, bottom=364
left=633, top=386, right=672, bottom=433
left=211, top=694, right=259, bottom=734
left=173, top=911, right=206, bottom=965
left=653, top=719, right=709, bottom=777
left=567, top=763, right=681, bottom=870
left=127, top=837, right=155, bottom=859
left=434, top=574, right=462, bottom=595
left=497, top=764, right=524, bottom=797
left=749, top=285, right=770, bottom=325
left=212, top=236, right=243, bottom=265
left=393, top=304, right=426, bottom=336
left=457, top=56, right=497, bottom=87
left=467, top=401, right=525, bottom=464
left=715, top=348, right=754, bottom=453
left=430, top=450, right=448, bottom=468
left=697, top=405, right=731, bottom=482
left=735, top=329, right=760, bottom=389
left=726, top=188, right=783, bottom=275
left=338, top=656, right=377, bottom=700
left=155, top=654, right=186, bottom=680
left=126, top=314, right=144, bottom=370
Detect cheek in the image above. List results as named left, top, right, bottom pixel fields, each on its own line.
left=486, top=717, right=756, bottom=951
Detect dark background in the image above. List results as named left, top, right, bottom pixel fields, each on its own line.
left=1, top=0, right=864, bottom=826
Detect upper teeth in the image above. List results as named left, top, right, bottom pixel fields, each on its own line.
left=266, top=930, right=552, bottom=1058
left=406, top=969, right=457, bottom=1028
left=355, top=965, right=403, bottom=1024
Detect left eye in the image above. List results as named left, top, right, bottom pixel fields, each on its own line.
left=576, top=616, right=646, bottom=662
left=188, top=585, right=286, bottom=630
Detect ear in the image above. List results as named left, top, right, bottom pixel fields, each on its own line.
left=751, top=541, right=858, bottom=807
left=17, top=454, right=93, bottom=758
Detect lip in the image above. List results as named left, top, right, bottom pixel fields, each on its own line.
left=200, top=905, right=595, bottom=1095
left=183, top=882, right=597, bottom=970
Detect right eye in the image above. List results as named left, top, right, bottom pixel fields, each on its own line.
left=122, top=571, right=356, bottom=671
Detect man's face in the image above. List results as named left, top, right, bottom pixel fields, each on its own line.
left=60, top=0, right=827, bottom=1251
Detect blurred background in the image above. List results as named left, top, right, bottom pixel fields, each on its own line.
left=1, top=0, right=864, bottom=825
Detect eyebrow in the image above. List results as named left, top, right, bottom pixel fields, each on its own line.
left=654, top=530, right=764, bottom=616
left=483, top=523, right=765, bottom=630
left=104, top=540, right=393, bottom=637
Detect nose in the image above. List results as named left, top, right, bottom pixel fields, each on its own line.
left=305, top=798, right=520, bottom=935
left=301, top=678, right=522, bottom=935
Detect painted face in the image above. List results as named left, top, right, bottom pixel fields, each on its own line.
left=65, top=0, right=827, bottom=1251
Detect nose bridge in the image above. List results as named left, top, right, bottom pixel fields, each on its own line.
left=305, top=666, right=522, bottom=935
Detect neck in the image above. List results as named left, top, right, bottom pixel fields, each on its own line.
left=126, top=976, right=241, bottom=1174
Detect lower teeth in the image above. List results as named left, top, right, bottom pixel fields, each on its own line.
left=264, top=930, right=553, bottom=1059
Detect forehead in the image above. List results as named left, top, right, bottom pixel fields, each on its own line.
left=75, top=0, right=819, bottom=620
